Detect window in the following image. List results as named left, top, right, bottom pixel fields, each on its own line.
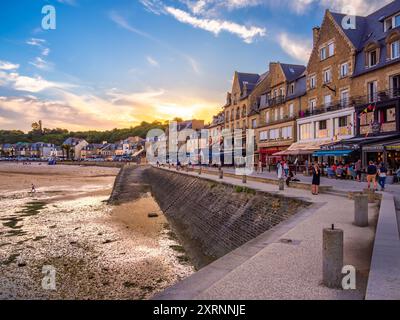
left=385, top=14, right=400, bottom=32
left=280, top=88, right=285, bottom=97
left=338, top=116, right=348, bottom=128
left=309, top=99, right=317, bottom=111
left=324, top=95, right=332, bottom=107
left=340, top=90, right=349, bottom=107
left=323, top=69, right=332, bottom=84
left=279, top=107, right=284, bottom=119
left=289, top=103, right=294, bottom=117
left=391, top=41, right=400, bottom=59
left=340, top=62, right=349, bottom=78
left=328, top=42, right=335, bottom=57
left=251, top=119, right=257, bottom=129
left=310, top=75, right=316, bottom=89
left=269, top=128, right=280, bottom=140
left=391, top=74, right=400, bottom=97
left=266, top=111, right=270, bottom=123
left=319, top=120, right=327, bottom=130
left=289, top=83, right=295, bottom=95
left=282, top=126, right=293, bottom=139
left=368, top=81, right=378, bottom=102
left=316, top=120, right=328, bottom=138
left=320, top=47, right=327, bottom=60
left=260, top=131, right=268, bottom=141
left=368, top=50, right=378, bottom=67
left=300, top=123, right=311, bottom=140
left=274, top=109, right=278, bottom=121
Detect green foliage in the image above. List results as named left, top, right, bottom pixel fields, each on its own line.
left=0, top=121, right=167, bottom=145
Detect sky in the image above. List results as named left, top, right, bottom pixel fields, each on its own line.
left=0, top=0, right=393, bottom=131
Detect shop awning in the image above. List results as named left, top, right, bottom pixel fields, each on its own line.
left=273, top=140, right=332, bottom=156
left=313, top=150, right=353, bottom=157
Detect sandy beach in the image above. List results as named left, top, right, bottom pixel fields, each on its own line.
left=0, top=163, right=193, bottom=300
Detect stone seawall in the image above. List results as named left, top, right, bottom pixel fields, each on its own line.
left=143, top=167, right=310, bottom=268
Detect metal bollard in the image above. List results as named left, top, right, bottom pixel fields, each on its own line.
left=322, top=225, right=343, bottom=288
left=279, top=178, right=284, bottom=191
left=354, top=194, right=369, bottom=227
left=242, top=175, right=247, bottom=184
left=219, top=168, right=223, bottom=179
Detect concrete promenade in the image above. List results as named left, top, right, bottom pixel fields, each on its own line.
left=154, top=166, right=381, bottom=300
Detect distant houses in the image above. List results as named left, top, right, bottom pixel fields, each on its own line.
left=0, top=136, right=145, bottom=161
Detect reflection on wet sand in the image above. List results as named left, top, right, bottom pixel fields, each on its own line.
left=0, top=163, right=193, bottom=300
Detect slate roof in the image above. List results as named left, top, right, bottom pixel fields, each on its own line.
left=280, top=64, right=306, bottom=82
left=330, top=1, right=400, bottom=77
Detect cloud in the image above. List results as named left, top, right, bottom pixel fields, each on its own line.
left=0, top=60, right=19, bottom=70
left=42, top=48, right=50, bottom=56
left=109, top=11, right=157, bottom=41
left=29, top=57, right=53, bottom=71
left=278, top=32, right=312, bottom=64
left=146, top=56, right=160, bottom=67
left=139, top=1, right=266, bottom=43
left=165, top=6, right=266, bottom=43
left=0, top=70, right=72, bottom=93
left=26, top=38, right=46, bottom=47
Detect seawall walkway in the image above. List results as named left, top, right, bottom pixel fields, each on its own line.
left=153, top=166, right=379, bottom=300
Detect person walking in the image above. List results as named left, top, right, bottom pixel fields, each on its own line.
left=366, top=161, right=378, bottom=191
left=283, top=161, right=289, bottom=177
left=311, top=162, right=321, bottom=195
left=378, top=162, right=388, bottom=191
left=277, top=161, right=283, bottom=180
left=355, top=159, right=362, bottom=182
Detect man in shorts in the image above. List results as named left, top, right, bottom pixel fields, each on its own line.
left=366, top=161, right=378, bottom=191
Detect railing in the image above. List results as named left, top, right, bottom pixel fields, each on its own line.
left=298, top=88, right=400, bottom=119
left=267, top=95, right=286, bottom=107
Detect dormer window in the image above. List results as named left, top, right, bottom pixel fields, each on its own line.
left=391, top=40, right=400, bottom=59
left=384, top=14, right=400, bottom=32
left=368, top=50, right=378, bottom=67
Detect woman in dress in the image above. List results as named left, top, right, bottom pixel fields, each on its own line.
left=311, top=162, right=321, bottom=195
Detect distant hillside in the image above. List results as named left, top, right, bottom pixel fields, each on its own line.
left=0, top=121, right=168, bottom=145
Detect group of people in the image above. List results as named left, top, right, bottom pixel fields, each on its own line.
left=310, top=160, right=389, bottom=195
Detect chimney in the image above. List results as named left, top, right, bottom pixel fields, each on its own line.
left=313, top=27, right=320, bottom=46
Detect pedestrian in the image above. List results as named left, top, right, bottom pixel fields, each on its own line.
left=31, top=184, right=36, bottom=195
left=311, top=162, right=321, bottom=195
left=277, top=161, right=283, bottom=180
left=378, top=163, right=388, bottom=191
left=366, top=161, right=378, bottom=191
left=283, top=161, right=289, bottom=177
left=355, top=159, right=362, bottom=182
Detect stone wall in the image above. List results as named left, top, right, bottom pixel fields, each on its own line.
left=143, top=167, right=309, bottom=268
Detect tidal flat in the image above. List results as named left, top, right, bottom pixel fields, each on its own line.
left=0, top=163, right=193, bottom=300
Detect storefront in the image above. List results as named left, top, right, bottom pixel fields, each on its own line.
left=362, top=139, right=400, bottom=170
left=259, top=147, right=286, bottom=165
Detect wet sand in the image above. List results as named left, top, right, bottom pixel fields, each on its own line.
left=0, top=163, right=193, bottom=300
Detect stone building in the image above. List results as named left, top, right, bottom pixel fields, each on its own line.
left=317, top=1, right=400, bottom=168
left=254, top=62, right=306, bottom=165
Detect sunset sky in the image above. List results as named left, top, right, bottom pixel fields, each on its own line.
left=0, top=0, right=392, bottom=131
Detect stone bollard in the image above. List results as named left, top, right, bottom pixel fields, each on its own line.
left=363, top=188, right=376, bottom=203
left=323, top=225, right=344, bottom=289
left=354, top=194, right=369, bottom=227
left=242, top=175, right=247, bottom=184
left=279, top=178, right=284, bottom=191
left=219, top=168, right=223, bottom=179
left=198, top=166, right=202, bottom=175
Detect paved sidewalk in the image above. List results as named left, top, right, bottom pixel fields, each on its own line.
left=192, top=165, right=400, bottom=194
left=156, top=166, right=379, bottom=300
